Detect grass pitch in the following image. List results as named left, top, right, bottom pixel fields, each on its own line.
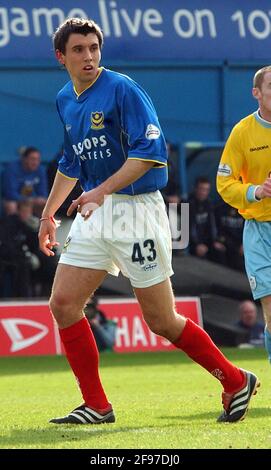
left=0, top=348, right=270, bottom=449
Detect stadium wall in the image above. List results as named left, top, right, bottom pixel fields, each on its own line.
left=0, top=61, right=263, bottom=165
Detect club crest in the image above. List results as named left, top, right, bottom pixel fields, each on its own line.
left=91, top=112, right=105, bottom=130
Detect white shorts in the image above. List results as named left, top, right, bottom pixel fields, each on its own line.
left=59, top=191, right=173, bottom=288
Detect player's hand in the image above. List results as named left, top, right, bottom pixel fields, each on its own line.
left=67, top=188, right=106, bottom=220
left=38, top=218, right=60, bottom=256
left=255, top=177, right=271, bottom=199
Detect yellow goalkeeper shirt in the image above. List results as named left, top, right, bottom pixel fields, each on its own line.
left=217, top=111, right=271, bottom=221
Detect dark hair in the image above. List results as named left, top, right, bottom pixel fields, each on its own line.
left=53, top=18, right=103, bottom=54
left=22, top=146, right=40, bottom=158
left=195, top=176, right=210, bottom=187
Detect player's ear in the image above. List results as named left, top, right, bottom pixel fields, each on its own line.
left=55, top=49, right=65, bottom=65
left=252, top=87, right=260, bottom=100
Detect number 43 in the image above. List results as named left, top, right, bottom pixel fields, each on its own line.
left=131, top=239, right=157, bottom=265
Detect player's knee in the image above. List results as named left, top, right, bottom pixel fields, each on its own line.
left=144, top=315, right=168, bottom=337
left=265, top=314, right=271, bottom=330
left=144, top=310, right=185, bottom=339
left=49, top=292, right=71, bottom=322
left=261, top=297, right=271, bottom=324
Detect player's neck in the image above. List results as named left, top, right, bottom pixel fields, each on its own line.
left=258, top=108, right=271, bottom=123
left=73, top=68, right=102, bottom=96
left=74, top=80, right=94, bottom=95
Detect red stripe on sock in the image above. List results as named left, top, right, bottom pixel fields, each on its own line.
left=59, top=317, right=109, bottom=409
left=174, top=318, right=244, bottom=393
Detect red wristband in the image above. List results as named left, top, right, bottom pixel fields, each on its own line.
left=40, top=216, right=55, bottom=224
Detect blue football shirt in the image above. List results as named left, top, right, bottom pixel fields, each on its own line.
left=57, top=68, right=168, bottom=195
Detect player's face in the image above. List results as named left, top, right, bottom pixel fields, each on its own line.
left=57, top=33, right=101, bottom=92
left=253, top=71, right=271, bottom=119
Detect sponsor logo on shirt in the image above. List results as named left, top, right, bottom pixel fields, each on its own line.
left=91, top=112, right=105, bottom=130
left=217, top=163, right=232, bottom=177
left=250, top=145, right=269, bottom=152
left=66, top=124, right=72, bottom=132
left=72, top=135, right=112, bottom=160
left=145, top=124, right=160, bottom=140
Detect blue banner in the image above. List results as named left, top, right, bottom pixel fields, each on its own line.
left=1, top=0, right=271, bottom=61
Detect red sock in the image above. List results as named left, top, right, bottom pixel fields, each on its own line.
left=174, top=319, right=244, bottom=393
left=59, top=317, right=110, bottom=410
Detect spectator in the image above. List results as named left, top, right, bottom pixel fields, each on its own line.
left=162, top=142, right=182, bottom=246
left=84, top=297, right=117, bottom=352
left=2, top=146, right=48, bottom=216
left=0, top=200, right=58, bottom=297
left=215, top=202, right=244, bottom=271
left=188, top=177, right=225, bottom=262
left=162, top=141, right=180, bottom=204
left=236, top=300, right=264, bottom=347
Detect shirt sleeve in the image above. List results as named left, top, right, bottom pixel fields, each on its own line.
left=216, top=126, right=256, bottom=210
left=56, top=99, right=80, bottom=180
left=117, top=79, right=167, bottom=167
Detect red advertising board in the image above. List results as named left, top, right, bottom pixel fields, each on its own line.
left=0, top=302, right=61, bottom=356
left=102, top=298, right=202, bottom=352
left=0, top=297, right=202, bottom=357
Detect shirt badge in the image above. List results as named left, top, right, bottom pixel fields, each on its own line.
left=91, top=112, right=105, bottom=130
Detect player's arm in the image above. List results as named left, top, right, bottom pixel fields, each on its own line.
left=67, top=159, right=154, bottom=217
left=39, top=171, right=78, bottom=256
left=101, top=158, right=155, bottom=193
left=39, top=103, right=81, bottom=256
left=217, top=127, right=259, bottom=209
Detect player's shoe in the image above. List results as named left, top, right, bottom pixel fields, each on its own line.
left=49, top=404, right=115, bottom=425
left=217, top=370, right=260, bottom=423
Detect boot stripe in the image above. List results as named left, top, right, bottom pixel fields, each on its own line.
left=230, top=393, right=250, bottom=408
left=85, top=407, right=108, bottom=419
left=69, top=412, right=88, bottom=423
left=72, top=410, right=99, bottom=423
left=233, top=383, right=248, bottom=398
left=229, top=403, right=248, bottom=416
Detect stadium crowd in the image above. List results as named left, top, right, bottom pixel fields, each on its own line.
left=0, top=142, right=245, bottom=299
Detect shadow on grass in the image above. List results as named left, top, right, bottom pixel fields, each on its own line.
left=0, top=424, right=154, bottom=448
left=159, top=406, right=271, bottom=422
left=1, top=407, right=270, bottom=448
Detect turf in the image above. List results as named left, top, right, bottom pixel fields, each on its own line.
left=0, top=348, right=270, bottom=449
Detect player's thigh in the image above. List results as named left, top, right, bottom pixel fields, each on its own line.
left=243, top=220, right=271, bottom=300
left=51, top=263, right=107, bottom=313
left=109, top=191, right=173, bottom=288
left=134, top=277, right=186, bottom=330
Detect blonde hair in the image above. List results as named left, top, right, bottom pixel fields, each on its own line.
left=253, top=66, right=271, bottom=89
